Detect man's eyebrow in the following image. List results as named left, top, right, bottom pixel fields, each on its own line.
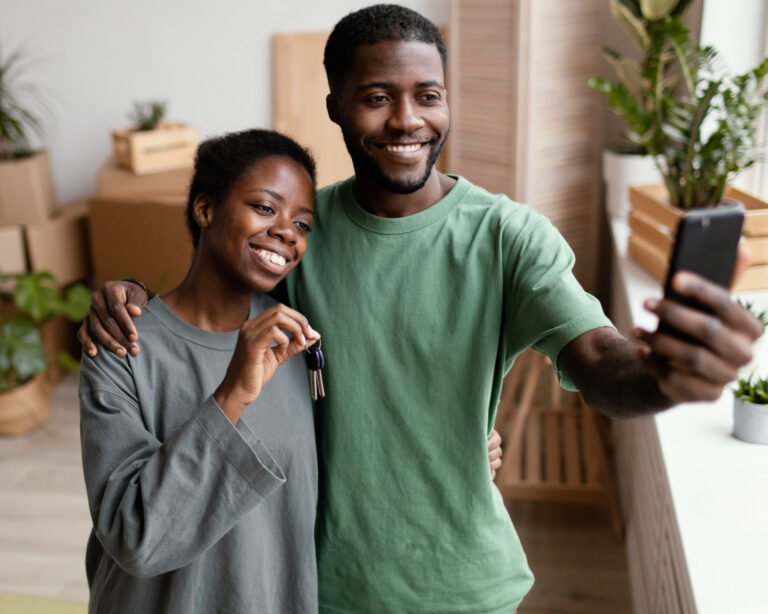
left=356, top=80, right=445, bottom=92
left=245, top=188, right=284, bottom=201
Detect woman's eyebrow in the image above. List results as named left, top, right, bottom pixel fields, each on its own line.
left=245, top=188, right=283, bottom=201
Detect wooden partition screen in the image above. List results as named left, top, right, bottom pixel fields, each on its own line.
left=448, top=0, right=604, bottom=292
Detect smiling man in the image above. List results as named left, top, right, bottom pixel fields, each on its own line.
left=79, top=4, right=762, bottom=613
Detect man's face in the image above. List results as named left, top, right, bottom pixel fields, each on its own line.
left=328, top=40, right=449, bottom=194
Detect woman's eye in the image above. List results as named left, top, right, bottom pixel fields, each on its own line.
left=251, top=204, right=274, bottom=214
left=295, top=221, right=312, bottom=233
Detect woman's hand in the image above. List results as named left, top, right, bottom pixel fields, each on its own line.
left=214, top=304, right=320, bottom=424
left=77, top=281, right=149, bottom=358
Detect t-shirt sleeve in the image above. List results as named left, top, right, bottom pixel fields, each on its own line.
left=503, top=214, right=614, bottom=390
left=78, top=350, right=286, bottom=578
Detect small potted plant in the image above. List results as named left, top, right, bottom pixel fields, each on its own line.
left=0, top=42, right=56, bottom=225
left=732, top=374, right=768, bottom=445
left=111, top=99, right=199, bottom=175
left=589, top=0, right=768, bottom=290
left=0, top=272, right=90, bottom=435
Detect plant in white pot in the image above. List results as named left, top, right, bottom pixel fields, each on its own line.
left=732, top=374, right=768, bottom=445
left=0, top=43, right=56, bottom=225
left=589, top=0, right=768, bottom=289
left=0, top=271, right=90, bottom=436
left=590, top=0, right=768, bottom=210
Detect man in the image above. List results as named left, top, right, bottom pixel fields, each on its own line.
left=80, top=5, right=761, bottom=613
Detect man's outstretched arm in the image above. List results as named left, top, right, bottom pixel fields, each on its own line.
left=559, top=271, right=762, bottom=418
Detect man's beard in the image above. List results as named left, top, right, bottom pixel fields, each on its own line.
left=347, top=129, right=449, bottom=195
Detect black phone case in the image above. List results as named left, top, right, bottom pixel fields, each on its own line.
left=658, top=204, right=744, bottom=341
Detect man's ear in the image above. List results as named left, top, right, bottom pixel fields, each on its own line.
left=193, top=194, right=214, bottom=230
left=326, top=93, right=340, bottom=126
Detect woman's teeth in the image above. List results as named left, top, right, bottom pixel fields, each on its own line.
left=255, top=249, right=286, bottom=266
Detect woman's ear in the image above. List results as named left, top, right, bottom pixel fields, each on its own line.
left=193, top=194, right=214, bottom=229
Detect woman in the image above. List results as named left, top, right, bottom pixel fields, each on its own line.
left=79, top=129, right=321, bottom=613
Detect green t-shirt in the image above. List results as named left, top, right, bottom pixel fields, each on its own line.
left=286, top=175, right=612, bottom=613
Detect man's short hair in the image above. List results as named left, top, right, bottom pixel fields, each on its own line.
left=323, top=4, right=447, bottom=94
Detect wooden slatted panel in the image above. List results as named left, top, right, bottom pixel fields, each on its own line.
left=449, top=0, right=603, bottom=292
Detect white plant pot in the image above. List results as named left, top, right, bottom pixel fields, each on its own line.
left=733, top=398, right=768, bottom=445
left=602, top=148, right=662, bottom=222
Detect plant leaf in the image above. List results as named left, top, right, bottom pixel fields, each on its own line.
left=12, top=271, right=59, bottom=323
left=0, top=320, right=46, bottom=380
left=611, top=0, right=650, bottom=50
left=640, top=0, right=679, bottom=21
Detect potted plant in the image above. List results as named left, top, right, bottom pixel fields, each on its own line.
left=112, top=99, right=198, bottom=175
left=0, top=43, right=56, bottom=225
left=732, top=374, right=768, bottom=444
left=589, top=1, right=768, bottom=290
left=0, top=271, right=90, bottom=435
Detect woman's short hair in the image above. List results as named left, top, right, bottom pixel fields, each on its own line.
left=186, top=129, right=316, bottom=248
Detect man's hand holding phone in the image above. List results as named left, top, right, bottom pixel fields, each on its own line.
left=631, top=208, right=763, bottom=404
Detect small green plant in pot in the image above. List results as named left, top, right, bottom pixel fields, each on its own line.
left=0, top=42, right=57, bottom=225
left=732, top=374, right=768, bottom=444
left=589, top=0, right=768, bottom=209
left=0, top=272, right=91, bottom=435
left=129, top=99, right=167, bottom=132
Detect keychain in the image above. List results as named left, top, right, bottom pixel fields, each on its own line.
left=305, top=340, right=326, bottom=400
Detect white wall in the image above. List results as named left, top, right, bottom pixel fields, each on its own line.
left=1, top=0, right=448, bottom=202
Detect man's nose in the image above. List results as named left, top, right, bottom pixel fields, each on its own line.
left=388, top=98, right=425, bottom=133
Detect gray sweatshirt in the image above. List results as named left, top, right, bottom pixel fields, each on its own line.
left=79, top=294, right=318, bottom=613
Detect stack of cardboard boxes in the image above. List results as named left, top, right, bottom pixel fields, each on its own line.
left=88, top=158, right=194, bottom=293
left=0, top=151, right=92, bottom=383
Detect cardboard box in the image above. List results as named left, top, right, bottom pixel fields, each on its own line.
left=0, top=225, right=27, bottom=276
left=25, top=200, right=91, bottom=286
left=0, top=150, right=56, bottom=226
left=112, top=123, right=199, bottom=175
left=98, top=158, right=192, bottom=198
left=88, top=194, right=193, bottom=293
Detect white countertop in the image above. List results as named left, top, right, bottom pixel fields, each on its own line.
left=611, top=220, right=768, bottom=614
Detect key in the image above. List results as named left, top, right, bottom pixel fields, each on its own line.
left=305, top=340, right=326, bottom=400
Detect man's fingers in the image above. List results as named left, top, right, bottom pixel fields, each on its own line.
left=76, top=322, right=98, bottom=357
left=490, top=457, right=502, bottom=471
left=656, top=368, right=725, bottom=404
left=88, top=313, right=128, bottom=358
left=634, top=327, right=738, bottom=384
left=646, top=297, right=754, bottom=365
left=671, top=273, right=763, bottom=340
left=108, top=302, right=140, bottom=348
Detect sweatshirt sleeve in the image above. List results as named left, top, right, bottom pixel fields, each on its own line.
left=78, top=351, right=286, bottom=578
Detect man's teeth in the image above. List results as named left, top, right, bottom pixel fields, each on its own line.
left=255, top=249, right=286, bottom=266
left=385, top=143, right=422, bottom=153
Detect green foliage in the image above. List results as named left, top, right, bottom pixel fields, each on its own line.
left=129, top=100, right=167, bottom=131
left=0, top=272, right=91, bottom=392
left=733, top=373, right=768, bottom=405
left=591, top=1, right=768, bottom=209
left=0, top=43, right=51, bottom=161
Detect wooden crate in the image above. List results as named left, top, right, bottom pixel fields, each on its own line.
left=628, top=184, right=768, bottom=292
left=112, top=123, right=198, bottom=175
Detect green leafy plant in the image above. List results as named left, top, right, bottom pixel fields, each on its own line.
left=733, top=373, right=768, bottom=405
left=0, top=43, right=51, bottom=161
left=589, top=0, right=768, bottom=209
left=0, top=272, right=91, bottom=392
left=129, top=100, right=167, bottom=131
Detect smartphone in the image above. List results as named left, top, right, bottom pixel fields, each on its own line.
left=657, top=203, right=744, bottom=340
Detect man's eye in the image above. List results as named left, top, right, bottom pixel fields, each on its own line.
left=366, top=94, right=389, bottom=104
left=420, top=92, right=441, bottom=103
left=295, top=221, right=312, bottom=233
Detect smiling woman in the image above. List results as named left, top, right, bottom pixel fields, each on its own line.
left=77, top=129, right=322, bottom=614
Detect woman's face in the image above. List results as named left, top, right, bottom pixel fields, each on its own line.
left=199, top=155, right=315, bottom=293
